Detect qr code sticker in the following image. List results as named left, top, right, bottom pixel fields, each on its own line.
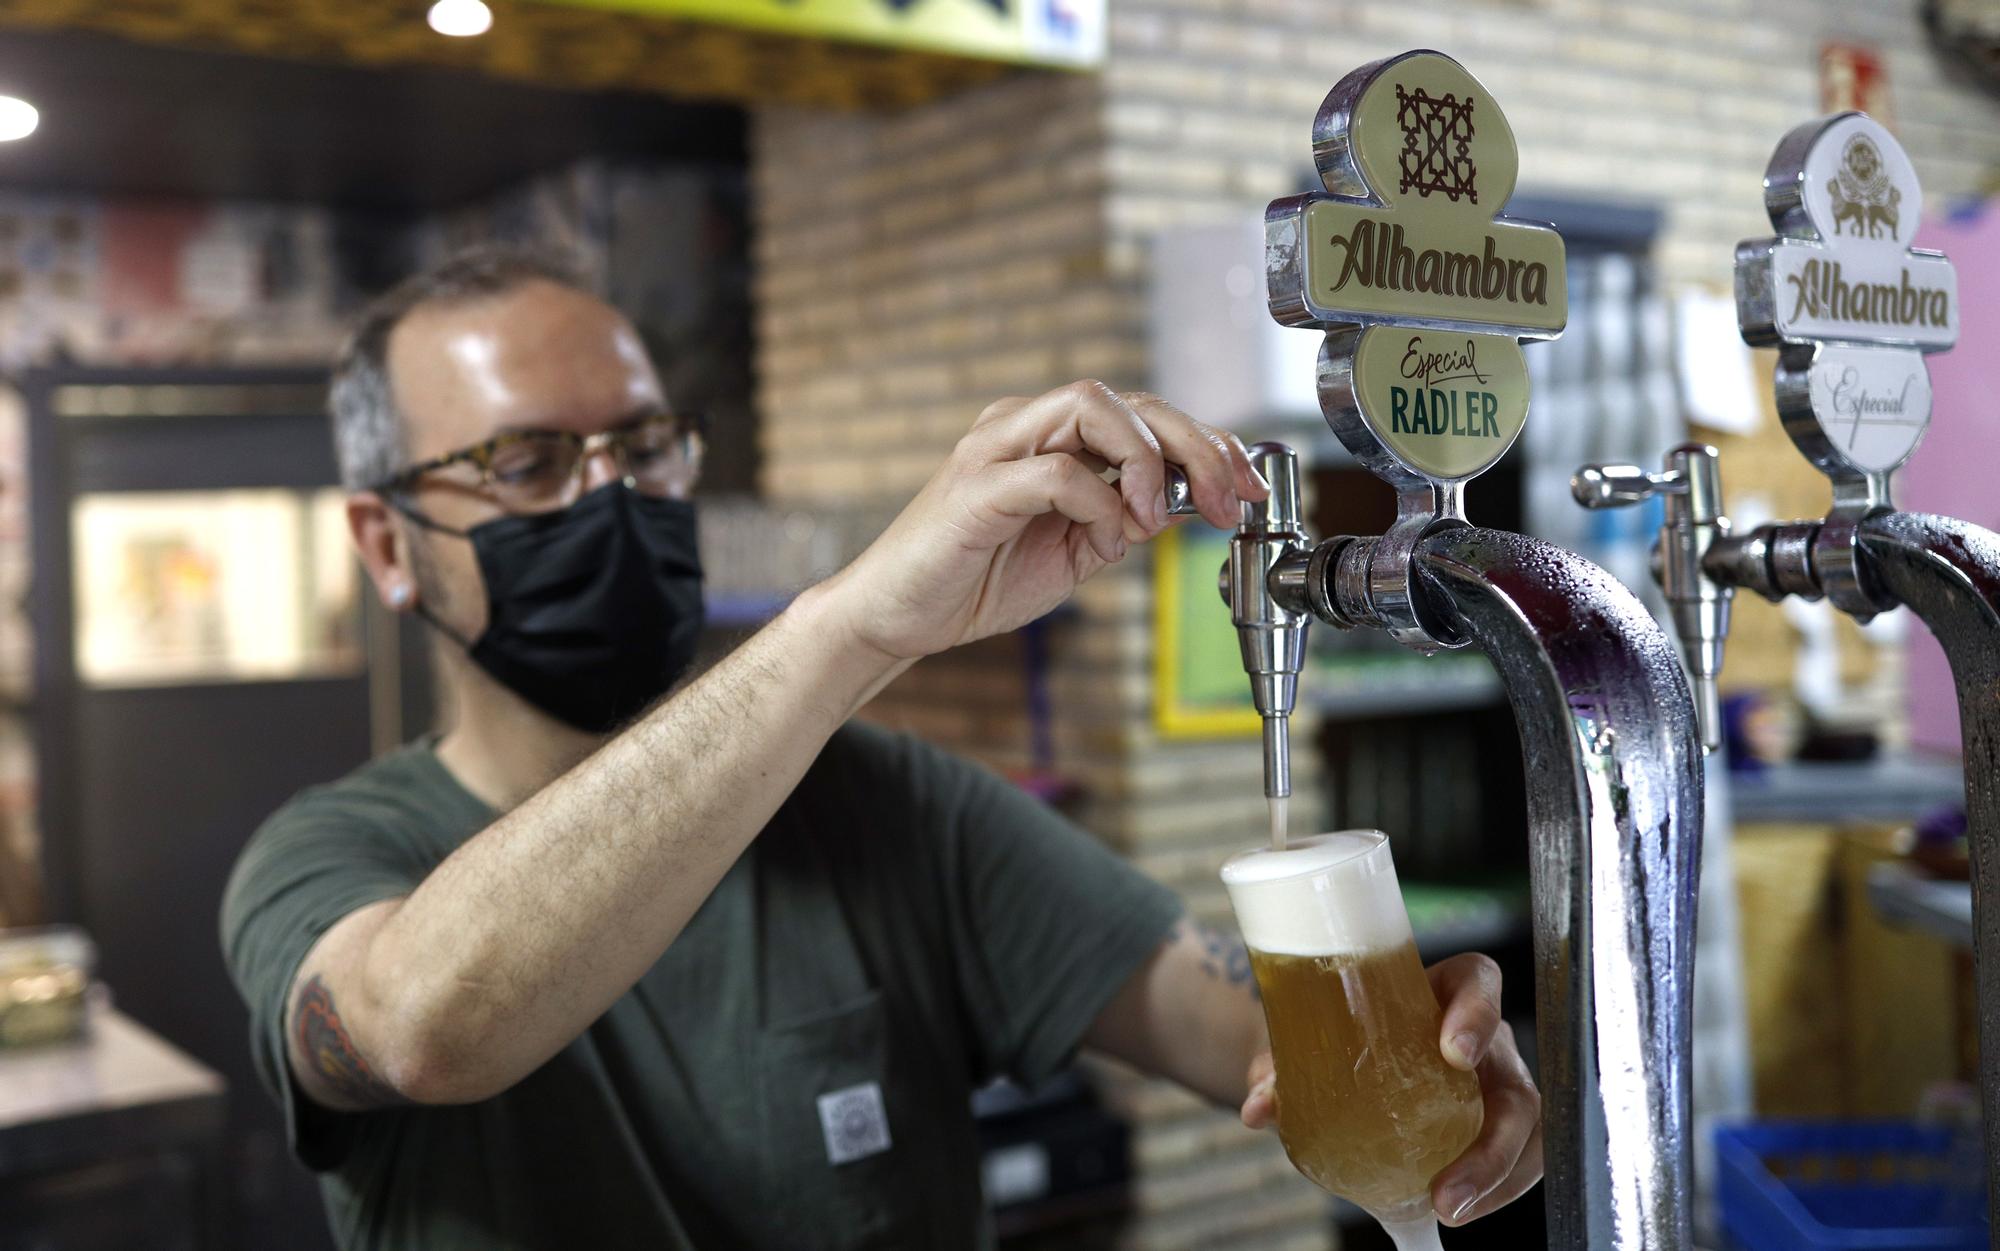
left=816, top=1081, right=892, bottom=1165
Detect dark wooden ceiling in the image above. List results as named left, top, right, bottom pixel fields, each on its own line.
left=0, top=27, right=747, bottom=211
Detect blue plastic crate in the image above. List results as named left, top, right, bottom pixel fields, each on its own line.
left=1716, top=1121, right=1987, bottom=1250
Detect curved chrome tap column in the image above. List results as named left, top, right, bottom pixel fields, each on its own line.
left=1575, top=458, right=2000, bottom=1232
left=1856, top=513, right=2000, bottom=1213
left=1417, top=530, right=1701, bottom=1249
left=1178, top=463, right=1704, bottom=1248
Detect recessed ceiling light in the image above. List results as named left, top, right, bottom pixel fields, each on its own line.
left=0, top=96, right=37, bottom=143
left=427, top=0, right=493, bottom=38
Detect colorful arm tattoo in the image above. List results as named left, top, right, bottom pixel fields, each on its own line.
left=293, top=974, right=408, bottom=1107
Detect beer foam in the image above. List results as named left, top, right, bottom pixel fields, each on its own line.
left=1219, top=830, right=1412, bottom=956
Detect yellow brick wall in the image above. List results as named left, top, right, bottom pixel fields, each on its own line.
left=751, top=3, right=2000, bottom=1246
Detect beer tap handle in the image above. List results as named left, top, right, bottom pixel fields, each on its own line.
left=1572, top=462, right=1687, bottom=508
left=1572, top=446, right=1734, bottom=753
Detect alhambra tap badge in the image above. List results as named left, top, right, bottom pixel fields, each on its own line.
left=1743, top=114, right=1958, bottom=351
left=1267, top=50, right=1558, bottom=484
left=1738, top=113, right=1957, bottom=481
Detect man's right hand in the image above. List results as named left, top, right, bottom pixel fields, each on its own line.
left=816, top=380, right=1267, bottom=663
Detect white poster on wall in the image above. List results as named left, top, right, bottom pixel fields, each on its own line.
left=1674, top=288, right=1762, bottom=435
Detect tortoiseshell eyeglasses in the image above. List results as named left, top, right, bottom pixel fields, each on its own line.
left=371, top=411, right=706, bottom=515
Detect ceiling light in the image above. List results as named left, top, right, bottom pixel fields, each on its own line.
left=0, top=96, right=37, bottom=143
left=427, top=0, right=493, bottom=38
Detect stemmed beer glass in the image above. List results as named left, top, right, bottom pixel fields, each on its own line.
left=1222, top=831, right=1482, bottom=1251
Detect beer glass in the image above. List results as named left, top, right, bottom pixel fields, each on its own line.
left=1221, top=831, right=1482, bottom=1251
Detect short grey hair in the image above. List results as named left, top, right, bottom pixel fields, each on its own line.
left=329, top=243, right=590, bottom=491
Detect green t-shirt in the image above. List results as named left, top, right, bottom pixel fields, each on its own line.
left=220, top=721, right=1182, bottom=1250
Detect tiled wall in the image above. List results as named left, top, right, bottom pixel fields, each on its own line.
left=754, top=64, right=1328, bottom=1250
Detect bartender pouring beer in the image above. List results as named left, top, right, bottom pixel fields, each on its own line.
left=220, top=245, right=1542, bottom=1249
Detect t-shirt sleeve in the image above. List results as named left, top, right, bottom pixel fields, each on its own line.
left=218, top=787, right=427, bottom=1171
left=887, top=729, right=1184, bottom=1088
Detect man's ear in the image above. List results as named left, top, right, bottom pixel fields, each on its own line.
left=348, top=491, right=415, bottom=612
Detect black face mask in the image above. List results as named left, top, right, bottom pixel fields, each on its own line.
left=410, top=486, right=704, bottom=734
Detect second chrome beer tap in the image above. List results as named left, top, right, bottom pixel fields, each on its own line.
left=1576, top=113, right=1961, bottom=749
left=1575, top=111, right=2000, bottom=1226
left=1572, top=446, right=1734, bottom=748
left=1172, top=49, right=1704, bottom=1251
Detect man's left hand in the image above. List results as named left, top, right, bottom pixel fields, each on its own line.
left=1238, top=951, right=1543, bottom=1226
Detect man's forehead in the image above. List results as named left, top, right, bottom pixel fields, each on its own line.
left=387, top=280, right=664, bottom=455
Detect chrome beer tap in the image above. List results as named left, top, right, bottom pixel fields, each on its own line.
left=1577, top=111, right=2000, bottom=1224
left=1173, top=50, right=1705, bottom=1250
left=1572, top=448, right=1734, bottom=749
left=1167, top=448, right=1311, bottom=805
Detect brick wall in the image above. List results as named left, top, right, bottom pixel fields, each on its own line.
left=752, top=2, right=2000, bottom=1248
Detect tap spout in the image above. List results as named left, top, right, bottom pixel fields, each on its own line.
left=1413, top=527, right=1702, bottom=1251
left=1572, top=446, right=1733, bottom=753
left=1231, top=445, right=1312, bottom=803
left=1260, top=712, right=1290, bottom=801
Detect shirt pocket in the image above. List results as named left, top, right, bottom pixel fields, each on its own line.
left=756, top=989, right=916, bottom=1250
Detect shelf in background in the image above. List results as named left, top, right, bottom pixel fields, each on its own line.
left=1729, top=754, right=1965, bottom=825
left=1867, top=861, right=1972, bottom=950
left=1404, top=878, right=1532, bottom=960
left=1302, top=655, right=1503, bottom=720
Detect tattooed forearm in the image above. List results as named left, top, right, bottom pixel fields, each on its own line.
left=1177, top=919, right=1259, bottom=999
left=294, top=974, right=407, bottom=1108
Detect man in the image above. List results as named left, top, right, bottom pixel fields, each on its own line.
left=221, top=245, right=1542, bottom=1249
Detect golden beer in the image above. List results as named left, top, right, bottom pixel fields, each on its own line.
left=1251, top=943, right=1481, bottom=1210
left=1222, top=831, right=1482, bottom=1230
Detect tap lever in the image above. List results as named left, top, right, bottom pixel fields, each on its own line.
left=1163, top=465, right=1198, bottom=517
left=1572, top=463, right=1687, bottom=510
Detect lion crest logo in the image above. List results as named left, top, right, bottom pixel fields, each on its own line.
left=1827, top=133, right=1900, bottom=240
